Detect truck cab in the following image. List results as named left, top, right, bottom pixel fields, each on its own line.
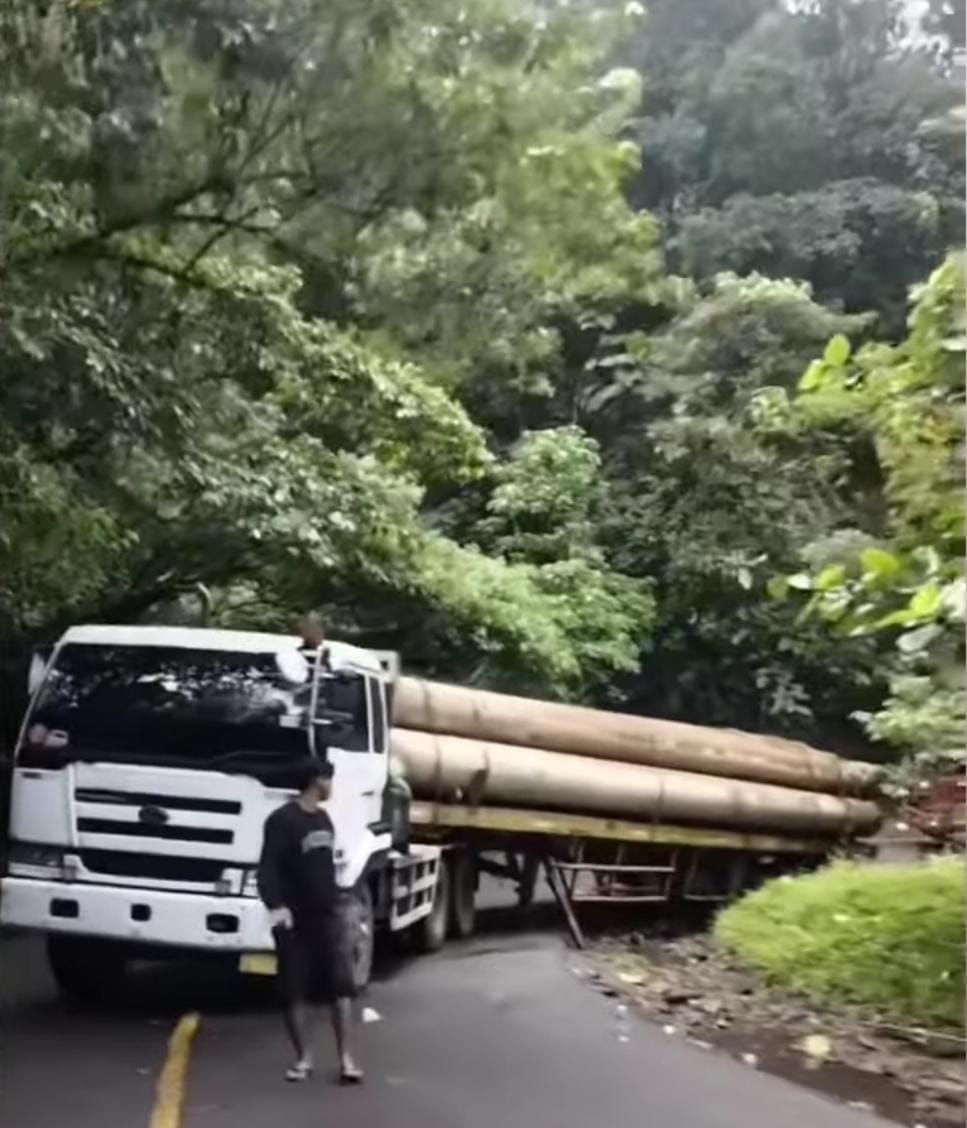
left=1, top=625, right=445, bottom=1000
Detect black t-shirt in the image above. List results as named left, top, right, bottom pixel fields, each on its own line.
left=257, top=801, right=339, bottom=924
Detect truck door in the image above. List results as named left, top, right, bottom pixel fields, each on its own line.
left=365, top=675, right=389, bottom=827
left=311, top=669, right=385, bottom=830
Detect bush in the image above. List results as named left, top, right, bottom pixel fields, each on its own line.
left=716, top=859, right=965, bottom=1030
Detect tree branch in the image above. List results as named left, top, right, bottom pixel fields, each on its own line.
left=180, top=205, right=264, bottom=275
left=9, top=175, right=228, bottom=269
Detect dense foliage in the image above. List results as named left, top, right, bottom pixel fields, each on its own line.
left=0, top=0, right=962, bottom=785
left=620, top=0, right=964, bottom=335
left=763, top=256, right=965, bottom=789
left=0, top=0, right=656, bottom=734
left=717, top=859, right=966, bottom=1029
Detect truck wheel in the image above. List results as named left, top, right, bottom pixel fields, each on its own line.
left=47, top=935, right=127, bottom=1006
left=447, top=850, right=476, bottom=939
left=344, top=884, right=375, bottom=993
left=412, top=858, right=450, bottom=953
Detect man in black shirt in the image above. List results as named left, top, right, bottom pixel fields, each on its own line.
left=257, top=758, right=363, bottom=1084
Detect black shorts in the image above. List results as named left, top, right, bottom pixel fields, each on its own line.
left=273, top=919, right=354, bottom=1005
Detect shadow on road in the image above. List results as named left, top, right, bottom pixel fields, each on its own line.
left=0, top=896, right=567, bottom=1024
left=1, top=881, right=719, bottom=1024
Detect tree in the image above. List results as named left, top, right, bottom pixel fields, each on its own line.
left=674, top=180, right=944, bottom=333
left=618, top=0, right=963, bottom=332
left=765, top=255, right=965, bottom=785
left=569, top=274, right=884, bottom=737
left=0, top=0, right=664, bottom=747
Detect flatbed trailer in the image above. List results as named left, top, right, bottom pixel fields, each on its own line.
left=410, top=801, right=830, bottom=946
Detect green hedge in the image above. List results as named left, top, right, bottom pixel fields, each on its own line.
left=716, top=859, right=965, bottom=1030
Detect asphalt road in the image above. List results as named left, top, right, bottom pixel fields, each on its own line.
left=1, top=914, right=896, bottom=1128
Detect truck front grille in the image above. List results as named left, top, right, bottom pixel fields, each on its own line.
left=74, top=788, right=241, bottom=815
left=79, top=849, right=230, bottom=884
left=76, top=818, right=233, bottom=845
left=73, top=785, right=239, bottom=847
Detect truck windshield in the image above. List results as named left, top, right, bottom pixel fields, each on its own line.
left=20, top=644, right=309, bottom=769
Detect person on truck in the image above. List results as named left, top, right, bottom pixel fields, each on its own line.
left=257, top=757, right=364, bottom=1085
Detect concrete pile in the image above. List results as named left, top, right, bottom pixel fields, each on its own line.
left=391, top=678, right=881, bottom=838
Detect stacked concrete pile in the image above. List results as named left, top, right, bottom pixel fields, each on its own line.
left=390, top=679, right=881, bottom=838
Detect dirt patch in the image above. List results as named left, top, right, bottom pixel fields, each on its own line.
left=590, top=934, right=964, bottom=1128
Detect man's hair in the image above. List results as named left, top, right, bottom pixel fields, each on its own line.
left=293, top=757, right=334, bottom=792
left=298, top=611, right=325, bottom=648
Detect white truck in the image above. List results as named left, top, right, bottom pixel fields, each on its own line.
left=1, top=625, right=459, bottom=1001
left=2, top=623, right=834, bottom=998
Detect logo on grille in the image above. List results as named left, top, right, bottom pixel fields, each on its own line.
left=138, top=805, right=170, bottom=827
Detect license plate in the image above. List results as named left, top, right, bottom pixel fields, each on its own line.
left=239, top=952, right=277, bottom=976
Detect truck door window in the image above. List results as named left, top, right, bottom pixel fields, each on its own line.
left=315, top=674, right=369, bottom=752
left=368, top=678, right=386, bottom=754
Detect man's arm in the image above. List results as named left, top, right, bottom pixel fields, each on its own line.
left=257, top=809, right=289, bottom=913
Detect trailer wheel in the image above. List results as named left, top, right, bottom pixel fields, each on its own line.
left=447, top=850, right=476, bottom=939
left=412, top=858, right=450, bottom=953
left=343, top=883, right=375, bottom=993
left=47, top=935, right=127, bottom=1006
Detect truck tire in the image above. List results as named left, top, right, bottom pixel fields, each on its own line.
left=412, top=858, right=450, bottom=953
left=447, top=850, right=476, bottom=939
left=47, top=935, right=127, bottom=1005
left=343, top=884, right=375, bottom=993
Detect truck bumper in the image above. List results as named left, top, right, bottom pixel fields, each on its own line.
left=0, top=877, right=273, bottom=953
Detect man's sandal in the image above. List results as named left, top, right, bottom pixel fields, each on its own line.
left=285, top=1061, right=314, bottom=1082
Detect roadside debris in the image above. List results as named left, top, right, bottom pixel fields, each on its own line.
left=799, top=1034, right=833, bottom=1064
left=592, top=934, right=965, bottom=1128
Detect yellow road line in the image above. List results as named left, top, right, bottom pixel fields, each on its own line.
left=149, top=1012, right=201, bottom=1128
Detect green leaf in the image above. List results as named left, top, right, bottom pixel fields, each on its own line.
left=787, top=573, right=813, bottom=591
left=872, top=607, right=919, bottom=630
left=799, top=359, right=825, bottom=391
left=897, top=623, right=943, bottom=654
left=913, top=546, right=943, bottom=579
left=815, top=564, right=846, bottom=592
left=816, top=589, right=852, bottom=623
left=940, top=578, right=966, bottom=621
left=909, top=584, right=943, bottom=619
left=766, top=575, right=789, bottom=601
left=860, top=548, right=901, bottom=580
left=823, top=334, right=851, bottom=366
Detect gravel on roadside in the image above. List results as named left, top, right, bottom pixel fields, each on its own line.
left=590, top=933, right=965, bottom=1128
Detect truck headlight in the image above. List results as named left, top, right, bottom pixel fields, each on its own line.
left=6, top=842, right=66, bottom=879
left=241, top=869, right=260, bottom=898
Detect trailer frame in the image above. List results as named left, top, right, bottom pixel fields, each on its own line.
left=411, top=800, right=831, bottom=945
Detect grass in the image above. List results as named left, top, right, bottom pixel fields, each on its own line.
left=715, top=858, right=965, bottom=1031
